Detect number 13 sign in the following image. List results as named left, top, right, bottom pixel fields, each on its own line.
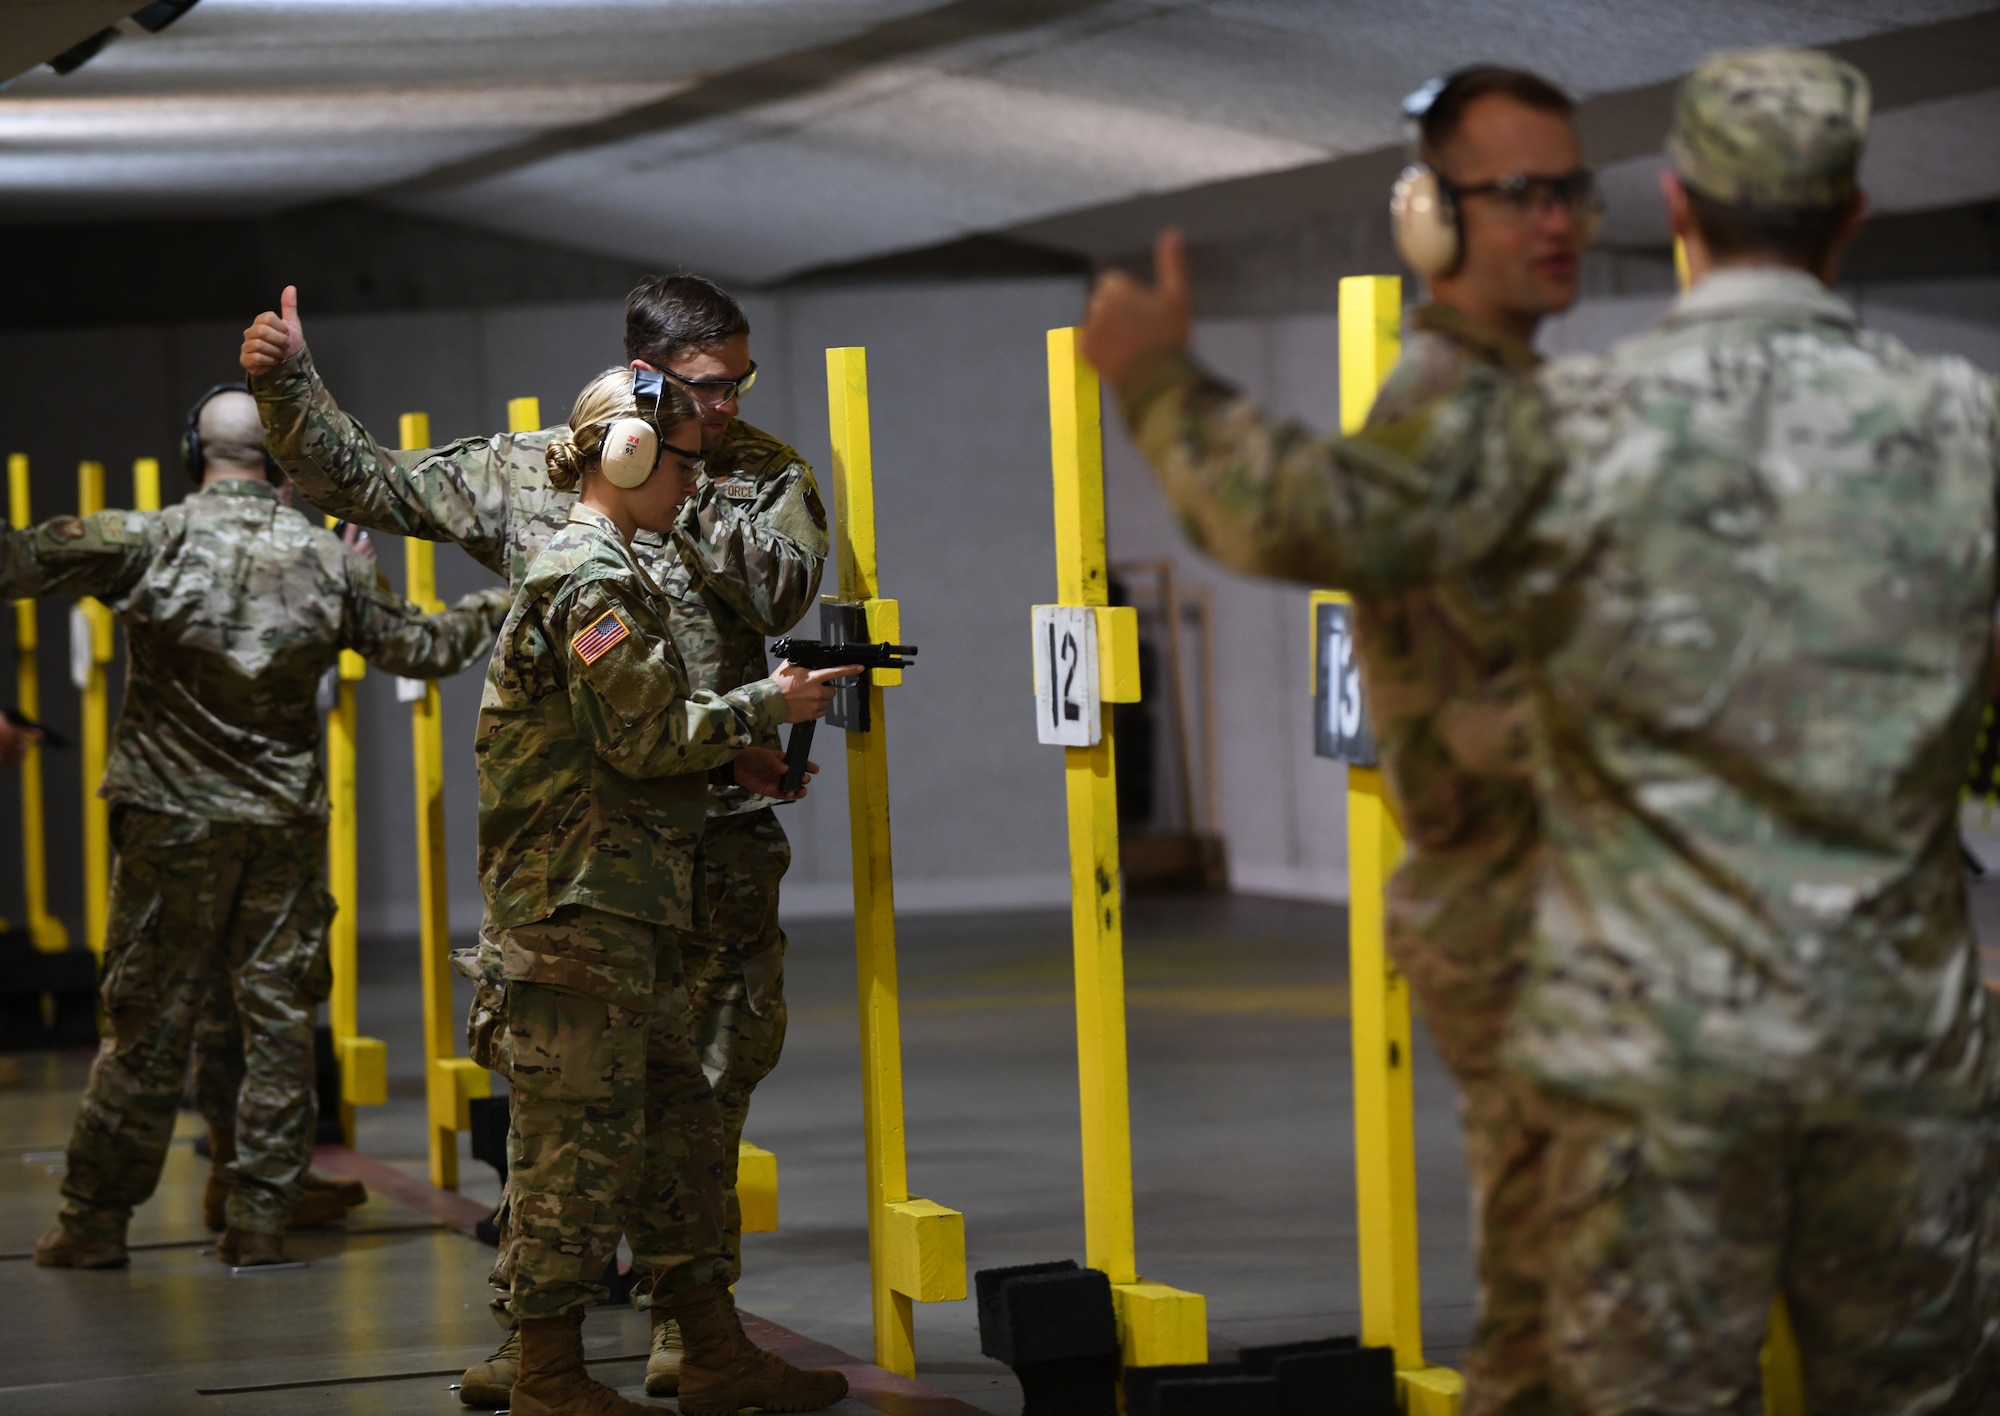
left=1312, top=593, right=1377, bottom=767
left=1032, top=605, right=1101, bottom=747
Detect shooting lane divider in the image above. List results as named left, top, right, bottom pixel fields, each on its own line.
left=325, top=494, right=386, bottom=1143
left=1040, top=326, right=1208, bottom=1368
left=825, top=346, right=965, bottom=1377
left=9, top=455, right=66, bottom=954
left=401, top=408, right=489, bottom=1189
left=73, top=461, right=112, bottom=960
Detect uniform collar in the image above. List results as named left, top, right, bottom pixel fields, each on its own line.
left=1409, top=304, right=1542, bottom=371
left=566, top=501, right=625, bottom=538
left=1665, top=266, right=1856, bottom=331
left=196, top=477, right=280, bottom=502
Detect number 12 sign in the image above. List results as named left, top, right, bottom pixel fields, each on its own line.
left=1032, top=605, right=1101, bottom=747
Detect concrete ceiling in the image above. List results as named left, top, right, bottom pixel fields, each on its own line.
left=3, top=0, right=1997, bottom=287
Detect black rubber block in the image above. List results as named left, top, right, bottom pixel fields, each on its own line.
left=975, top=1261, right=1118, bottom=1365
left=1125, top=1363, right=1243, bottom=1416
left=1271, top=1344, right=1396, bottom=1416
left=1155, top=1375, right=1283, bottom=1416
left=1236, top=1335, right=1358, bottom=1374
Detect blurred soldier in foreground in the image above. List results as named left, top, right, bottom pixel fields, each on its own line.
left=242, top=274, right=821, bottom=1401
left=1087, top=49, right=1999, bottom=1413
left=19, top=389, right=508, bottom=1269
left=476, top=367, right=849, bottom=1416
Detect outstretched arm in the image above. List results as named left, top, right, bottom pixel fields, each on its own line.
left=670, top=455, right=828, bottom=635
left=0, top=512, right=155, bottom=602
left=343, top=560, right=511, bottom=679
left=244, top=286, right=515, bottom=576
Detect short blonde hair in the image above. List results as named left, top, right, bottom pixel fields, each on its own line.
left=545, top=366, right=699, bottom=491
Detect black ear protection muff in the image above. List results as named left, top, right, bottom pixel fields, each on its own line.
left=600, top=368, right=664, bottom=490
left=1389, top=69, right=1602, bottom=279
left=182, top=382, right=281, bottom=485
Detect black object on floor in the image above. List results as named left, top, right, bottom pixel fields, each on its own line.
left=597, top=1255, right=641, bottom=1306
left=312, top=1025, right=343, bottom=1144
left=1129, top=1339, right=1392, bottom=1416
left=474, top=1208, right=503, bottom=1247
left=0, top=933, right=98, bottom=1051
left=976, top=1260, right=1120, bottom=1416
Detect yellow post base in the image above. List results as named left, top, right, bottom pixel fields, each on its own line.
left=1112, top=1282, right=1208, bottom=1368
left=739, top=1142, right=779, bottom=1233
left=1399, top=1366, right=1465, bottom=1415
left=1761, top=1298, right=1804, bottom=1416
left=337, top=1035, right=388, bottom=1107
left=884, top=1198, right=966, bottom=1303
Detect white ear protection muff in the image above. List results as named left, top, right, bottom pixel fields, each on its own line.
left=599, top=368, right=666, bottom=489
left=1391, top=163, right=1461, bottom=278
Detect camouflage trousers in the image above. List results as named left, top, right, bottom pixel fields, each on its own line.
left=1541, top=1097, right=1997, bottom=1415
left=61, top=807, right=333, bottom=1239
left=494, top=904, right=731, bottom=1320
left=469, top=807, right=791, bottom=1311
left=1389, top=844, right=1558, bottom=1416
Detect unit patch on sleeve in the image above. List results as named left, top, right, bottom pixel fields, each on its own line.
left=570, top=609, right=631, bottom=665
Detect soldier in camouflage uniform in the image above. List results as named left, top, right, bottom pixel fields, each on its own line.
left=14, top=390, right=508, bottom=1270
left=1086, top=49, right=1999, bottom=1414
left=241, top=274, right=822, bottom=1399
left=472, top=366, right=849, bottom=1416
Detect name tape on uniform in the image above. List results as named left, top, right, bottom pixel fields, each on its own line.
left=1032, top=605, right=1101, bottom=747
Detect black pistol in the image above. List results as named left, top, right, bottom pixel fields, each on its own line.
left=768, top=636, right=918, bottom=793
left=3, top=707, right=68, bottom=751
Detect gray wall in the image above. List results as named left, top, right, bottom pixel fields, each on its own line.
left=4, top=274, right=1998, bottom=940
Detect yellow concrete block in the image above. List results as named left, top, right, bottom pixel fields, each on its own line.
left=864, top=597, right=902, bottom=686
left=338, top=1035, right=388, bottom=1107
left=1399, top=1366, right=1464, bottom=1415
left=1113, top=1282, right=1207, bottom=1367
left=1094, top=605, right=1140, bottom=703
left=338, top=647, right=366, bottom=681
left=739, top=1141, right=779, bottom=1233
left=883, top=1197, right=966, bottom=1303
left=435, top=1056, right=490, bottom=1130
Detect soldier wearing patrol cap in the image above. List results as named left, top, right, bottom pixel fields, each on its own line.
left=1086, top=46, right=1999, bottom=1414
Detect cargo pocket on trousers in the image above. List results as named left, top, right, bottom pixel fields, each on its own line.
left=504, top=983, right=643, bottom=1108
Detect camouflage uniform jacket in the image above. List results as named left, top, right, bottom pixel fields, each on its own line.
left=1125, top=268, right=2000, bottom=1120
left=252, top=346, right=827, bottom=815
left=477, top=502, right=788, bottom=934
left=0, top=478, right=508, bottom=824
left=1356, top=305, right=1543, bottom=1082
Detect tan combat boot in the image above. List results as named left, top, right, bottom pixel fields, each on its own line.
left=216, top=1227, right=287, bottom=1267
left=667, top=1282, right=848, bottom=1416
left=458, top=1325, right=520, bottom=1408
left=509, top=1313, right=652, bottom=1416
left=302, top=1168, right=368, bottom=1208
left=33, top=1214, right=129, bottom=1269
left=644, top=1309, right=683, bottom=1396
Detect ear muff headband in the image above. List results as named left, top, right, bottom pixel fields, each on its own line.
left=599, top=368, right=666, bottom=490
left=182, top=381, right=281, bottom=485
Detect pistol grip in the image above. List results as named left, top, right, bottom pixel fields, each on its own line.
left=781, top=718, right=816, bottom=794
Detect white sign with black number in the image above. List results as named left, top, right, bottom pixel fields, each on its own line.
left=394, top=676, right=427, bottom=705
left=1031, top=605, right=1100, bottom=747
left=69, top=605, right=94, bottom=692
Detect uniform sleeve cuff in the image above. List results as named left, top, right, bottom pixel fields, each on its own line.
left=1114, top=351, right=1203, bottom=430
left=741, top=678, right=790, bottom=737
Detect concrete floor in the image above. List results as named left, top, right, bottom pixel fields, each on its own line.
left=0, top=892, right=1479, bottom=1414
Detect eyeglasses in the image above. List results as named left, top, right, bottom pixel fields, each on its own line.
left=660, top=441, right=705, bottom=477
left=1452, top=169, right=1601, bottom=225
left=663, top=362, right=757, bottom=407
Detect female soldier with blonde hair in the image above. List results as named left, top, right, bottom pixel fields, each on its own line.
left=478, top=367, right=855, bottom=1416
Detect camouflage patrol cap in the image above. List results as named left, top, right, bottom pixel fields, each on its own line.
left=1667, top=48, right=1870, bottom=210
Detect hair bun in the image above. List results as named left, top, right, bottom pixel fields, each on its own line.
left=546, top=436, right=586, bottom=491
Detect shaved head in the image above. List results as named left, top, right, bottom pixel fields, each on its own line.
left=197, top=390, right=267, bottom=471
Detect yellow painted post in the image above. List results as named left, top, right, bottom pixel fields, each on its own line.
left=1335, top=277, right=1463, bottom=1414
left=324, top=511, right=383, bottom=1144
left=8, top=457, right=67, bottom=954
left=131, top=458, right=159, bottom=515
left=826, top=347, right=966, bottom=1377
left=75, top=462, right=114, bottom=959
left=506, top=395, right=542, bottom=433
left=1046, top=327, right=1207, bottom=1368
left=399, top=411, right=488, bottom=1188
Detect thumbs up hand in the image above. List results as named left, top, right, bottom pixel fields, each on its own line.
left=1079, top=227, right=1192, bottom=396
left=240, top=285, right=305, bottom=376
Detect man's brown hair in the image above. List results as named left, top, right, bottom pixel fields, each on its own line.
left=624, top=273, right=749, bottom=367
left=1416, top=66, right=1577, bottom=168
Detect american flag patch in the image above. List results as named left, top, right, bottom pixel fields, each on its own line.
left=570, top=609, right=631, bottom=665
